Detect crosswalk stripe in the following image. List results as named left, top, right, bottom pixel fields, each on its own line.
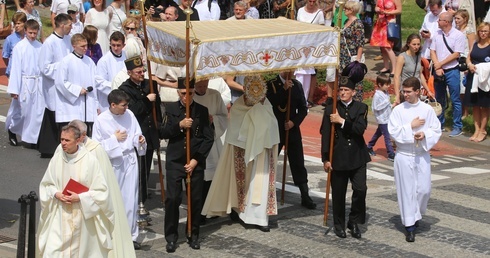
left=430, top=157, right=451, bottom=164
left=441, top=167, right=490, bottom=175
left=431, top=174, right=450, bottom=181
left=369, top=162, right=394, bottom=170
left=443, top=154, right=475, bottom=162
left=442, top=157, right=463, bottom=163
left=468, top=156, right=487, bottom=161
left=368, top=166, right=388, bottom=173
left=0, top=115, right=5, bottom=123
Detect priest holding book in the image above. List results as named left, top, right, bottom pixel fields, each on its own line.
left=37, top=124, right=115, bottom=257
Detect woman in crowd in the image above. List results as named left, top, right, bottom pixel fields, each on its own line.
left=370, top=0, right=401, bottom=77
left=455, top=9, right=476, bottom=118
left=296, top=0, right=324, bottom=107
left=108, top=0, right=127, bottom=36
left=18, top=0, right=43, bottom=41
left=122, top=17, right=146, bottom=68
left=340, top=1, right=365, bottom=101
left=393, top=34, right=433, bottom=104
left=465, top=22, right=490, bottom=143
left=85, top=0, right=111, bottom=53
left=83, top=25, right=103, bottom=64
left=245, top=0, right=260, bottom=19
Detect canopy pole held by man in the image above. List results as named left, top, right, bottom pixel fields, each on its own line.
left=280, top=71, right=294, bottom=205
left=184, top=5, right=193, bottom=238
left=323, top=0, right=346, bottom=226
left=139, top=0, right=166, bottom=203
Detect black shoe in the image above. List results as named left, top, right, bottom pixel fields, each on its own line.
left=229, top=210, right=240, bottom=222
left=256, top=225, right=270, bottom=232
left=405, top=231, right=415, bottom=242
left=301, top=199, right=317, bottom=209
left=8, top=130, right=18, bottom=146
left=133, top=241, right=141, bottom=250
left=188, top=239, right=200, bottom=250
left=40, top=153, right=53, bottom=159
left=347, top=222, right=361, bottom=239
left=415, top=220, right=420, bottom=228
left=26, top=143, right=37, bottom=149
left=388, top=154, right=395, bottom=162
left=166, top=242, right=177, bottom=253
left=200, top=215, right=207, bottom=225
left=367, top=147, right=376, bottom=156
left=334, top=228, right=346, bottom=238
left=376, top=69, right=391, bottom=75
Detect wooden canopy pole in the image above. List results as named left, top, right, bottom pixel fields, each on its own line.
left=139, top=0, right=165, bottom=203
left=323, top=0, right=346, bottom=226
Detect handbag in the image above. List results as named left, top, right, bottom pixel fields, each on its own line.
left=442, top=34, right=468, bottom=71
left=424, top=99, right=442, bottom=116
left=0, top=10, right=12, bottom=39
left=387, top=22, right=400, bottom=42
left=343, top=35, right=366, bottom=63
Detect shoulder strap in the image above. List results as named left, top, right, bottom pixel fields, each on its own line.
left=192, top=0, right=197, bottom=8
left=442, top=34, right=454, bottom=54
left=208, top=0, right=212, bottom=12
left=310, top=10, right=322, bottom=23
left=413, top=54, right=419, bottom=77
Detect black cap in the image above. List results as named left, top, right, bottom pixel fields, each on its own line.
left=177, top=77, right=195, bottom=89
left=339, top=76, right=355, bottom=90
left=125, top=56, right=143, bottom=70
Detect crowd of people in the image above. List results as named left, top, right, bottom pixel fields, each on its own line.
left=0, top=0, right=489, bottom=255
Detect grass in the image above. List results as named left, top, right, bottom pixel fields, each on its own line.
left=5, top=9, right=52, bottom=41
left=400, top=0, right=425, bottom=40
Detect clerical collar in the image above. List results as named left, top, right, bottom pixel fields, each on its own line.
left=341, top=100, right=352, bottom=107
left=72, top=51, right=83, bottom=59
left=278, top=74, right=286, bottom=84
left=52, top=31, right=63, bottom=39
left=195, top=90, right=205, bottom=96
left=179, top=100, right=193, bottom=108
left=111, top=49, right=122, bottom=58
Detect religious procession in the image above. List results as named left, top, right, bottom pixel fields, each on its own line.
left=1, top=0, right=490, bottom=257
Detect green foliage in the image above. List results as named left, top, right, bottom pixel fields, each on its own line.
left=362, top=79, right=375, bottom=93
left=400, top=1, right=425, bottom=44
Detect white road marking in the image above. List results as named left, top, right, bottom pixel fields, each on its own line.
left=441, top=167, right=490, bottom=175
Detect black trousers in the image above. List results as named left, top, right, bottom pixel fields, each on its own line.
left=277, top=126, right=308, bottom=186
left=164, top=169, right=204, bottom=243
left=37, top=109, right=58, bottom=155
left=139, top=148, right=154, bottom=203
left=331, top=165, right=367, bottom=230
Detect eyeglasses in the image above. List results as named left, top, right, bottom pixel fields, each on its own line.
left=479, top=30, right=490, bottom=33
left=438, top=19, right=450, bottom=23
left=68, top=10, right=76, bottom=14
left=125, top=27, right=136, bottom=31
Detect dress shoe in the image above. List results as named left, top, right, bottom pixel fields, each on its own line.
left=8, top=130, right=18, bottom=146
left=166, top=241, right=177, bottom=253
left=334, top=228, right=346, bottom=238
left=229, top=210, right=240, bottom=222
left=256, top=225, right=270, bottom=232
left=405, top=231, right=415, bottom=242
left=299, top=183, right=317, bottom=209
left=188, top=239, right=200, bottom=250
left=133, top=241, right=141, bottom=250
left=347, top=222, right=361, bottom=239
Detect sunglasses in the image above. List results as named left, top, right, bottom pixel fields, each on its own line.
left=68, top=10, right=77, bottom=14
left=125, top=27, right=136, bottom=31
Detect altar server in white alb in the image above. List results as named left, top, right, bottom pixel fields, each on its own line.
left=95, top=31, right=127, bottom=111
left=388, top=77, right=441, bottom=243
left=6, top=20, right=44, bottom=147
left=54, top=33, right=98, bottom=136
left=37, top=13, right=73, bottom=157
left=37, top=124, right=114, bottom=257
left=92, top=89, right=147, bottom=249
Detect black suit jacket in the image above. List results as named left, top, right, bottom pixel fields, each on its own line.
left=266, top=76, right=308, bottom=130
left=159, top=101, right=214, bottom=171
left=119, top=79, right=162, bottom=150
left=320, top=100, right=371, bottom=171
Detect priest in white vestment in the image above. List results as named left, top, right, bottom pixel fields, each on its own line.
left=202, top=75, right=280, bottom=232
left=54, top=33, right=98, bottom=135
left=53, top=120, right=137, bottom=257
left=388, top=77, right=441, bottom=242
left=193, top=79, right=228, bottom=223
left=6, top=20, right=44, bottom=145
left=95, top=32, right=127, bottom=111
left=92, top=89, right=147, bottom=248
left=37, top=125, right=114, bottom=257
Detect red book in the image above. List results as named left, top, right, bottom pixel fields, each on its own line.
left=62, top=178, right=89, bottom=195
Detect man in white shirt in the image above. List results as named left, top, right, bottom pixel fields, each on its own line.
left=226, top=1, right=252, bottom=20
left=420, top=0, right=446, bottom=59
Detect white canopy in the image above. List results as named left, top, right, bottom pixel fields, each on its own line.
left=146, top=18, right=340, bottom=80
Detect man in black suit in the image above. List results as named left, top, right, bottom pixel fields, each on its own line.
left=159, top=77, right=214, bottom=253
left=320, top=76, right=371, bottom=239
left=119, top=56, right=162, bottom=204
left=266, top=72, right=316, bottom=209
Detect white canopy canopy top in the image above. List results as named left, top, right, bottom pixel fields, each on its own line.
left=146, top=18, right=340, bottom=80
